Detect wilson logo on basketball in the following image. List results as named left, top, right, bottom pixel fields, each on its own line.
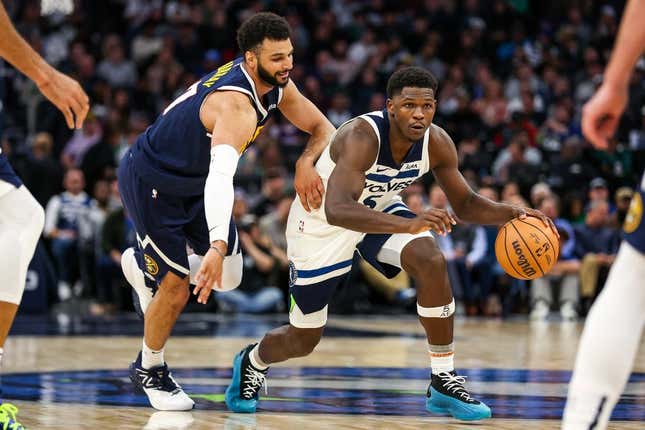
left=511, top=240, right=536, bottom=277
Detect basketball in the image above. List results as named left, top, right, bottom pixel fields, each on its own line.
left=495, top=217, right=560, bottom=280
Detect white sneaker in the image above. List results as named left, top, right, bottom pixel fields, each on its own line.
left=121, top=247, right=154, bottom=315
left=530, top=300, right=550, bottom=321
left=560, top=301, right=578, bottom=321
left=130, top=351, right=195, bottom=411
left=144, top=411, right=194, bottom=429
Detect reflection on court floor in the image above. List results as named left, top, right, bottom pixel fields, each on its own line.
left=1, top=314, right=644, bottom=429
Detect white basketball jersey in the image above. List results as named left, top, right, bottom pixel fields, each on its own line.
left=315, top=109, right=431, bottom=213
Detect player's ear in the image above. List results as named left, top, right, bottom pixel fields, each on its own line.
left=244, top=49, right=256, bottom=67
left=386, top=98, right=394, bottom=115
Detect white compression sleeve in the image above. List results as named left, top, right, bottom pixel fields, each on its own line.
left=205, top=145, right=239, bottom=244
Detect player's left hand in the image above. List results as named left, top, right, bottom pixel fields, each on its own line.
left=294, top=159, right=324, bottom=212
left=194, top=244, right=225, bottom=304
left=37, top=67, right=90, bottom=129
left=514, top=207, right=560, bottom=238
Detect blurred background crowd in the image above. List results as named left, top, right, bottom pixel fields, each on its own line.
left=0, top=0, right=641, bottom=321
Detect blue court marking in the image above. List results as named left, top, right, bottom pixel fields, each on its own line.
left=10, top=314, right=426, bottom=338
left=2, top=367, right=644, bottom=420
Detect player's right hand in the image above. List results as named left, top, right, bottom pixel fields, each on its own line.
left=408, top=208, right=456, bottom=235
left=37, top=68, right=90, bottom=129
left=193, top=245, right=225, bottom=304
left=581, top=82, right=628, bottom=150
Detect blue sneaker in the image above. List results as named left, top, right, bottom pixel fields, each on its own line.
left=0, top=401, right=25, bottom=430
left=225, top=344, right=268, bottom=413
left=426, top=371, right=491, bottom=421
left=129, top=351, right=194, bottom=411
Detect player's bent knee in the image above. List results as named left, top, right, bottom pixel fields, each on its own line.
left=417, top=298, right=456, bottom=318
left=221, top=253, right=242, bottom=291
left=188, top=253, right=242, bottom=291
left=402, top=240, right=445, bottom=277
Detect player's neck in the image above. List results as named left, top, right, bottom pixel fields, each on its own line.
left=388, top=128, right=415, bottom=165
left=241, top=62, right=274, bottom=97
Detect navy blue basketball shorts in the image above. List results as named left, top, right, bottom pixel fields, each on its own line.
left=118, top=153, right=239, bottom=283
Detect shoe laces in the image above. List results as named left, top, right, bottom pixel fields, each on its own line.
left=242, top=367, right=267, bottom=400
left=0, top=403, right=23, bottom=430
left=437, top=371, right=472, bottom=402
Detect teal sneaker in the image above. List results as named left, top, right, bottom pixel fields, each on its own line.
left=225, top=344, right=268, bottom=413
left=0, top=401, right=25, bottom=430
left=426, top=371, right=492, bottom=421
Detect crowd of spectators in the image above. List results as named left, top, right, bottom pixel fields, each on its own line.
left=0, top=0, right=642, bottom=318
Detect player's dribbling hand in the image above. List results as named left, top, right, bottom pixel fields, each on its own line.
left=194, top=244, right=225, bottom=304
left=408, top=208, right=456, bottom=235
left=294, top=160, right=324, bottom=212
left=514, top=207, right=560, bottom=239
left=37, top=67, right=90, bottom=129
left=581, top=82, right=628, bottom=150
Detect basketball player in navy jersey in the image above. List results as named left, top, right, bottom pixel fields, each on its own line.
left=563, top=1, right=645, bottom=428
left=0, top=2, right=89, bottom=428
left=117, top=12, right=334, bottom=410
left=225, top=67, right=555, bottom=420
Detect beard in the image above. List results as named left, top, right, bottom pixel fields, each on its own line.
left=258, top=62, right=289, bottom=88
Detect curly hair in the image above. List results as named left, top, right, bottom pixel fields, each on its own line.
left=236, top=12, right=291, bottom=54
left=386, top=66, right=438, bottom=98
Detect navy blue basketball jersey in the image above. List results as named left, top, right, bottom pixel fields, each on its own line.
left=129, top=57, right=283, bottom=195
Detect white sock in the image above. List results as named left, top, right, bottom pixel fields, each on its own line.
left=429, top=343, right=454, bottom=375
left=142, top=340, right=165, bottom=369
left=249, top=344, right=269, bottom=370
left=0, top=347, right=3, bottom=367
left=563, top=243, right=645, bottom=430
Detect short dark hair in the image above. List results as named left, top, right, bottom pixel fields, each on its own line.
left=386, top=66, right=438, bottom=98
left=236, top=12, right=291, bottom=54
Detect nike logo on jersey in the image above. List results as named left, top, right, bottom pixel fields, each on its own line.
left=376, top=166, right=393, bottom=173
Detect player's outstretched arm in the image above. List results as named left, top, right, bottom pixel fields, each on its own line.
left=582, top=0, right=645, bottom=149
left=430, top=125, right=557, bottom=235
left=279, top=80, right=335, bottom=211
left=325, top=119, right=453, bottom=235
left=193, top=91, right=257, bottom=304
left=0, top=2, right=89, bottom=129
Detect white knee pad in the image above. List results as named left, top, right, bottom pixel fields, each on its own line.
left=188, top=252, right=242, bottom=292
left=0, top=186, right=45, bottom=304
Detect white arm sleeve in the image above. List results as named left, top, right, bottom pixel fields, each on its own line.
left=205, top=144, right=240, bottom=244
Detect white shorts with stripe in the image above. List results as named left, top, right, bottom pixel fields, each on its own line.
left=286, top=196, right=433, bottom=328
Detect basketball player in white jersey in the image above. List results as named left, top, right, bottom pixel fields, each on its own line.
left=563, top=1, right=645, bottom=428
left=225, top=66, right=556, bottom=420
left=0, top=2, right=89, bottom=428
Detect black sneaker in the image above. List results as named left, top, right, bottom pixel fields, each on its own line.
left=224, top=344, right=268, bottom=413
left=426, top=371, right=491, bottom=420
left=129, top=351, right=194, bottom=411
